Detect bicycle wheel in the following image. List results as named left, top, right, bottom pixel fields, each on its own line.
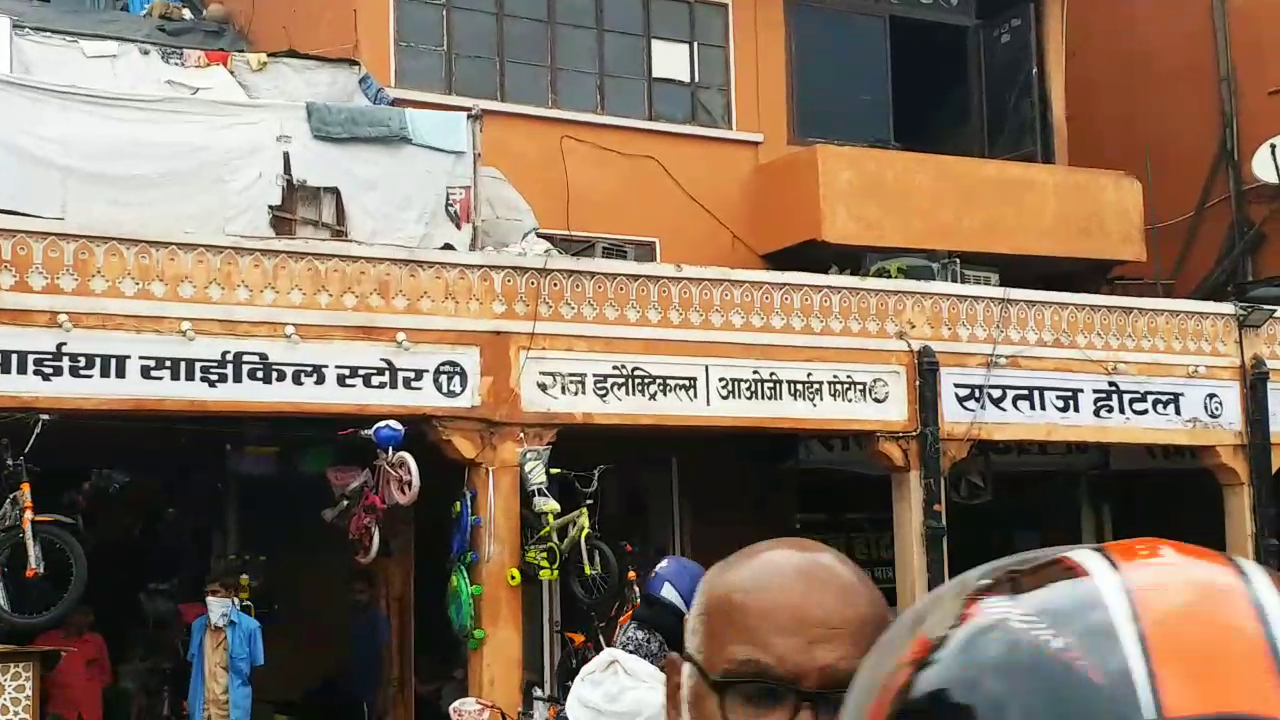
left=554, top=645, right=592, bottom=698
left=565, top=536, right=619, bottom=608
left=353, top=522, right=381, bottom=565
left=0, top=523, right=88, bottom=631
left=447, top=565, right=476, bottom=639
left=382, top=451, right=420, bottom=506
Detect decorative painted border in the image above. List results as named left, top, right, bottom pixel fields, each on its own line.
left=0, top=231, right=1242, bottom=359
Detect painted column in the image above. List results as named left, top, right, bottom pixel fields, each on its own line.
left=432, top=420, right=558, bottom=718
left=1246, top=355, right=1279, bottom=568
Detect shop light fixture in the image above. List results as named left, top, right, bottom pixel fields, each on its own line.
left=179, top=320, right=196, bottom=341
left=55, top=313, right=73, bottom=332
left=284, top=324, right=301, bottom=344
left=395, top=331, right=412, bottom=351
left=1236, top=303, right=1277, bottom=329
left=1187, top=364, right=1208, bottom=377
left=1105, top=362, right=1129, bottom=375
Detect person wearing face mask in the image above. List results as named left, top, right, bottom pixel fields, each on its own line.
left=186, top=573, right=265, bottom=720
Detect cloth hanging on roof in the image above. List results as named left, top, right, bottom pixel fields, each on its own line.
left=405, top=108, right=468, bottom=153
left=358, top=71, right=394, bottom=106
left=304, top=101, right=410, bottom=141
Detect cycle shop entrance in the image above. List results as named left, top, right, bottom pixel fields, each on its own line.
left=0, top=324, right=477, bottom=719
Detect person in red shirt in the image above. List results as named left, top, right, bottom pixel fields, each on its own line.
left=35, top=605, right=112, bottom=720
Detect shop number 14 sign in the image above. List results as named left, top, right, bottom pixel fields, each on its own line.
left=0, top=327, right=481, bottom=409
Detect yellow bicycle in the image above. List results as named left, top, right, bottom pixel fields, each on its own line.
left=511, top=467, right=619, bottom=607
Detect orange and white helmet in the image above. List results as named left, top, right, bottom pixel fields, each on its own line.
left=841, top=538, right=1280, bottom=720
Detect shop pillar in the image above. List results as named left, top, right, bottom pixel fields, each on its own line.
left=432, top=420, right=559, bottom=717
left=1200, top=446, right=1255, bottom=559
left=1244, top=355, right=1279, bottom=569
left=874, top=435, right=972, bottom=609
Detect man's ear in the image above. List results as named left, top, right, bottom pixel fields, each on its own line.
left=664, top=652, right=683, bottom=720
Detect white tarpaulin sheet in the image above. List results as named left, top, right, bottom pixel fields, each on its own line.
left=8, top=30, right=371, bottom=104
left=0, top=73, right=475, bottom=248
left=9, top=31, right=249, bottom=99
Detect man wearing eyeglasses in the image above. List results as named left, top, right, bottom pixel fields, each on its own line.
left=664, top=538, right=891, bottom=720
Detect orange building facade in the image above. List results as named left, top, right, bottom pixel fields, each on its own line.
left=218, top=0, right=1144, bottom=277
left=13, top=0, right=1280, bottom=718
left=1064, top=0, right=1280, bottom=298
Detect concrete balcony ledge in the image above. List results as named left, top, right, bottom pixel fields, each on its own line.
left=748, top=144, right=1147, bottom=264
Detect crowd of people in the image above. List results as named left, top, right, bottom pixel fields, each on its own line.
left=34, top=535, right=1277, bottom=720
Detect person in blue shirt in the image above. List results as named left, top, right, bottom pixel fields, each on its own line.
left=346, top=568, right=391, bottom=719
left=187, top=573, right=265, bottom=720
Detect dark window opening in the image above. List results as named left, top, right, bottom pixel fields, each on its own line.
left=888, top=14, right=974, bottom=156
left=787, top=0, right=1049, bottom=162
left=270, top=152, right=347, bottom=239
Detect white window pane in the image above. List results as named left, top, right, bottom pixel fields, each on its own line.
left=650, top=38, right=691, bottom=82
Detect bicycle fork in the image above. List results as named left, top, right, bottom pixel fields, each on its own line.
left=577, top=532, right=594, bottom=576
left=20, top=483, right=43, bottom=578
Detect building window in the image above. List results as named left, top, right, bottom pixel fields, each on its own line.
left=786, top=0, right=1048, bottom=161
left=394, top=0, right=732, bottom=129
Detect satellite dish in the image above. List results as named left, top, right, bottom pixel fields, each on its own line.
left=1250, top=134, right=1280, bottom=184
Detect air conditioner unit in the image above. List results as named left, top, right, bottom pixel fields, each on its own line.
left=572, top=240, right=636, bottom=261
left=940, top=261, right=1001, bottom=287
left=866, top=256, right=1002, bottom=287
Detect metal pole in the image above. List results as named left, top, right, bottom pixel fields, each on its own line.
left=468, top=106, right=484, bottom=252
left=916, top=346, right=947, bottom=589
left=1247, top=355, right=1278, bottom=568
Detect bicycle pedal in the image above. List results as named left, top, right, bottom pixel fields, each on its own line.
left=537, top=569, right=556, bottom=581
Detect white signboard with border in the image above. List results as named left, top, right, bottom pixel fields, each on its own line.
left=0, top=327, right=480, bottom=408
left=1268, top=383, right=1280, bottom=434
left=520, top=350, right=908, bottom=421
left=941, top=367, right=1242, bottom=431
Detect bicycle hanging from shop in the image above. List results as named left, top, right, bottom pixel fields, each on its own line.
left=447, top=476, right=485, bottom=650
left=0, top=414, right=89, bottom=631
left=322, top=419, right=421, bottom=564
left=551, top=541, right=642, bottom=698
left=508, top=455, right=621, bottom=608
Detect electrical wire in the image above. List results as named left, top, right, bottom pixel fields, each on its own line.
left=1145, top=182, right=1270, bottom=230
left=557, top=134, right=759, bottom=258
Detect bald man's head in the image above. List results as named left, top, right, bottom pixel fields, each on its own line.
left=667, top=538, right=891, bottom=720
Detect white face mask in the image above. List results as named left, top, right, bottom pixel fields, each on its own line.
left=206, top=597, right=234, bottom=628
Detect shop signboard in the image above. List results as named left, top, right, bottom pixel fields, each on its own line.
left=1269, top=383, right=1280, bottom=435
left=0, top=327, right=481, bottom=408
left=808, top=531, right=895, bottom=588
left=519, top=350, right=908, bottom=421
left=1108, top=444, right=1202, bottom=471
left=941, top=368, right=1242, bottom=432
left=795, top=436, right=1104, bottom=473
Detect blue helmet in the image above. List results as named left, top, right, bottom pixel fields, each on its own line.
left=642, top=556, right=705, bottom=615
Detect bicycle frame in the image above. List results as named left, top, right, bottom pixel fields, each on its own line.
left=525, top=506, right=593, bottom=576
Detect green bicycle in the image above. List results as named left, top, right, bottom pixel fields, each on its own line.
left=511, top=466, right=620, bottom=607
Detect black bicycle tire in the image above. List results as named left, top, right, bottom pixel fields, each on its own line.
left=0, top=523, right=88, bottom=631
left=554, top=646, right=592, bottom=699
left=566, top=536, right=619, bottom=609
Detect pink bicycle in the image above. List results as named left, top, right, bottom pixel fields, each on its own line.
left=322, top=420, right=420, bottom=563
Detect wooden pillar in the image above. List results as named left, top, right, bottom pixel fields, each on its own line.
left=374, top=509, right=415, bottom=720
left=1200, top=445, right=1253, bottom=558
left=874, top=436, right=972, bottom=609
left=431, top=420, right=558, bottom=717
